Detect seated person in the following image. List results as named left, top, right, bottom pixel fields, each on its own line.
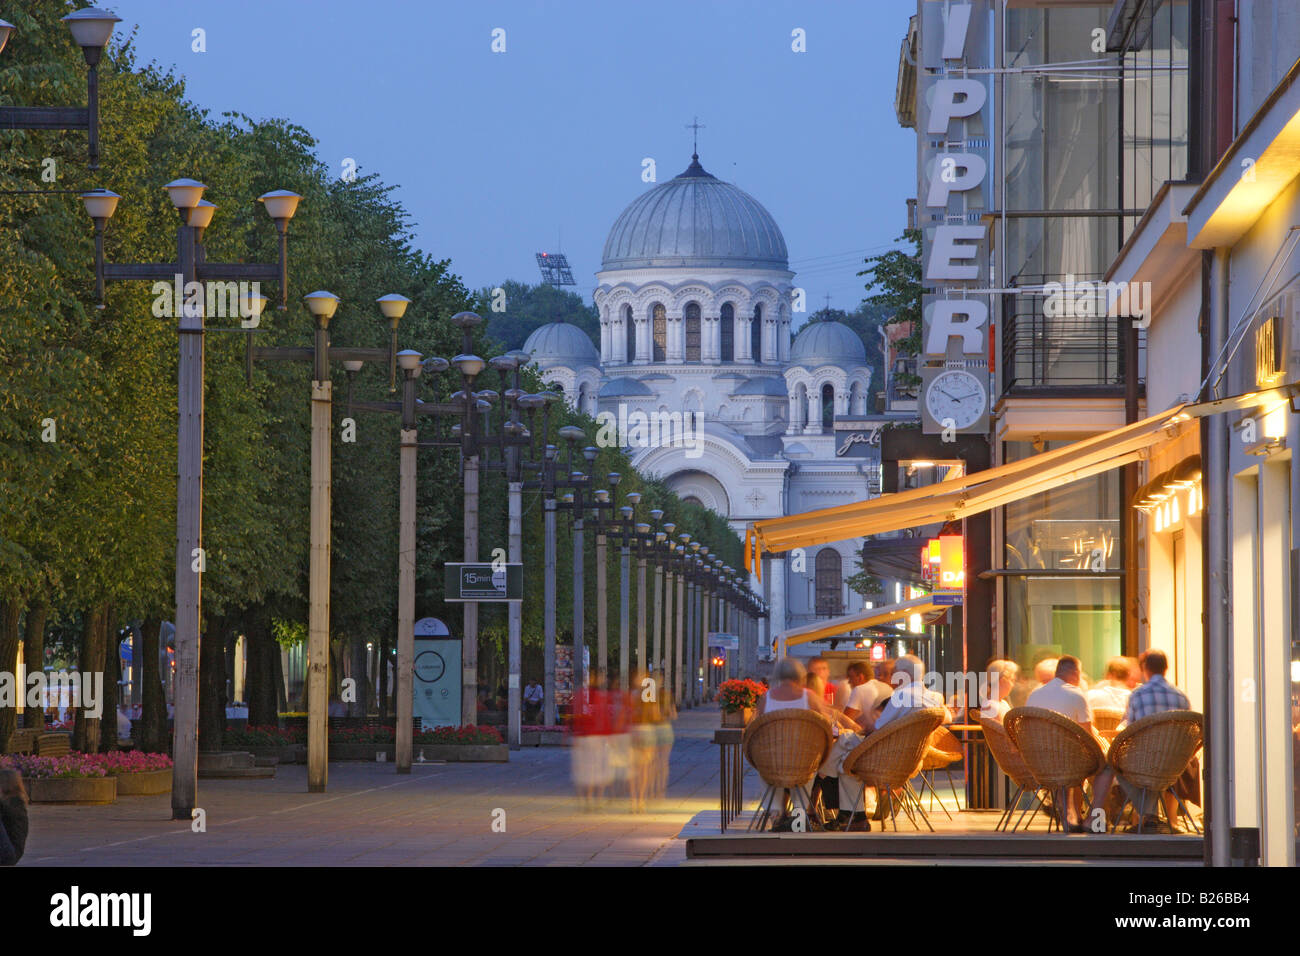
left=1027, top=655, right=1093, bottom=729
left=1087, top=656, right=1133, bottom=713
left=841, top=662, right=887, bottom=734
left=1092, top=650, right=1190, bottom=832
left=874, top=654, right=944, bottom=731
left=1026, top=655, right=1095, bottom=830
left=979, top=659, right=1019, bottom=722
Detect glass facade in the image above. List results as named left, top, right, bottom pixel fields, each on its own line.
left=1001, top=440, right=1122, bottom=685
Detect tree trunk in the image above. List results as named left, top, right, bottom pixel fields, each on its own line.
left=99, top=607, right=120, bottom=752
left=198, top=615, right=226, bottom=751
left=378, top=631, right=389, bottom=721
left=349, top=637, right=369, bottom=717
left=273, top=643, right=287, bottom=714
left=0, top=600, right=21, bottom=751
left=244, top=608, right=278, bottom=727
left=72, top=604, right=108, bottom=754
left=139, top=616, right=168, bottom=753
left=23, top=603, right=47, bottom=730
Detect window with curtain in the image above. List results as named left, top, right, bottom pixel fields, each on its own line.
left=720, top=303, right=734, bottom=362
left=652, top=303, right=666, bottom=362
left=815, top=548, right=843, bottom=617
left=684, top=303, right=701, bottom=362
left=624, top=304, right=634, bottom=363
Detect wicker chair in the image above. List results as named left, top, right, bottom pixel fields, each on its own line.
left=1107, top=710, right=1203, bottom=833
left=1092, top=707, right=1125, bottom=743
left=1005, top=706, right=1105, bottom=833
left=916, top=726, right=964, bottom=820
left=842, top=707, right=947, bottom=831
left=741, top=709, right=833, bottom=831
left=978, top=716, right=1051, bottom=831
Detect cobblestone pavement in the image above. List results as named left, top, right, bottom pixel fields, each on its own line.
left=21, top=705, right=732, bottom=867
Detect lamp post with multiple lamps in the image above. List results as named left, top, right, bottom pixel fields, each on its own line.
left=0, top=8, right=119, bottom=172
left=247, top=289, right=410, bottom=791
left=526, top=423, right=592, bottom=724
left=81, top=176, right=301, bottom=818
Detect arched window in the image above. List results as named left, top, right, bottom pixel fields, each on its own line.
left=751, top=304, right=763, bottom=363
left=652, top=303, right=666, bottom=362
left=684, top=303, right=701, bottom=363
left=815, top=548, right=843, bottom=617
left=623, top=305, right=634, bottom=363
left=821, top=383, right=835, bottom=430
left=720, top=303, right=734, bottom=362
left=682, top=495, right=703, bottom=508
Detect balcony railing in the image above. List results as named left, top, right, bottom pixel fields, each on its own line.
left=1001, top=291, right=1142, bottom=390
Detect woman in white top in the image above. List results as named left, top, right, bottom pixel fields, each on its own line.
left=759, top=657, right=846, bottom=724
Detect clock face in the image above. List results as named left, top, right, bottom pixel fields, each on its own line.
left=414, top=651, right=446, bottom=684
left=925, top=369, right=987, bottom=431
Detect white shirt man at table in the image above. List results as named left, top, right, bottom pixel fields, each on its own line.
left=1025, top=655, right=1094, bottom=830
left=1086, top=656, right=1133, bottom=713
left=874, top=655, right=945, bottom=731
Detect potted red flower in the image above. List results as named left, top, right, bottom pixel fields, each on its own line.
left=717, top=679, right=767, bottom=727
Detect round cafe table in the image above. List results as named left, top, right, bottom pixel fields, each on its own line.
left=944, top=723, right=994, bottom=810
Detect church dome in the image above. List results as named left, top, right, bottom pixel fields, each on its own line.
left=601, top=155, right=789, bottom=271
left=790, top=321, right=866, bottom=367
left=522, top=322, right=599, bottom=369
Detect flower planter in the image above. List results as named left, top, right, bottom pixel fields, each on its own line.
left=328, top=743, right=509, bottom=762
left=24, top=776, right=116, bottom=804
left=329, top=743, right=390, bottom=761
left=245, top=745, right=304, bottom=765
left=721, top=707, right=754, bottom=728
left=520, top=730, right=568, bottom=747
left=418, top=744, right=508, bottom=762
left=113, top=768, right=172, bottom=796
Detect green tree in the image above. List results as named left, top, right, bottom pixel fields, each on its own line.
left=858, top=229, right=923, bottom=385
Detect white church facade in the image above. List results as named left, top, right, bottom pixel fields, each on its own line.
left=523, top=153, right=883, bottom=655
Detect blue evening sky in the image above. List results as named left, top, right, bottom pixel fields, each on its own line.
left=104, top=0, right=917, bottom=326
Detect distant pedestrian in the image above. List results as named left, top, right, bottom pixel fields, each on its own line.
left=0, top=769, right=30, bottom=866
left=523, top=680, right=544, bottom=724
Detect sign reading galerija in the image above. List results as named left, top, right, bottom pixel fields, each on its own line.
left=918, top=0, right=992, bottom=436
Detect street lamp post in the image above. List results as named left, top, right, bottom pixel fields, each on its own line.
left=659, top=523, right=676, bottom=695
left=0, top=9, right=119, bottom=171
left=675, top=534, right=691, bottom=707
left=82, top=178, right=300, bottom=817
left=617, top=494, right=638, bottom=692
left=590, top=481, right=617, bottom=683
left=251, top=290, right=407, bottom=791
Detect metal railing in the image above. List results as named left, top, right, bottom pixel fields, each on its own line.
left=1001, top=291, right=1140, bottom=389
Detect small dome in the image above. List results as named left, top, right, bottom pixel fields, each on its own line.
left=522, top=322, right=599, bottom=369
left=598, top=377, right=654, bottom=398
left=790, top=321, right=866, bottom=367
left=601, top=155, right=788, bottom=271
left=732, top=376, right=789, bottom=397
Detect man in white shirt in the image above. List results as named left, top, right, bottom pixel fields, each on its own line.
left=1025, top=656, right=1094, bottom=829
left=1086, top=656, right=1133, bottom=713
left=841, top=662, right=886, bottom=733
left=1027, top=656, right=1093, bottom=729
left=874, top=655, right=945, bottom=731
left=523, top=680, right=544, bottom=723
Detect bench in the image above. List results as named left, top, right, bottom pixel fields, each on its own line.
left=35, top=733, right=72, bottom=757
left=4, top=729, right=38, bottom=755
